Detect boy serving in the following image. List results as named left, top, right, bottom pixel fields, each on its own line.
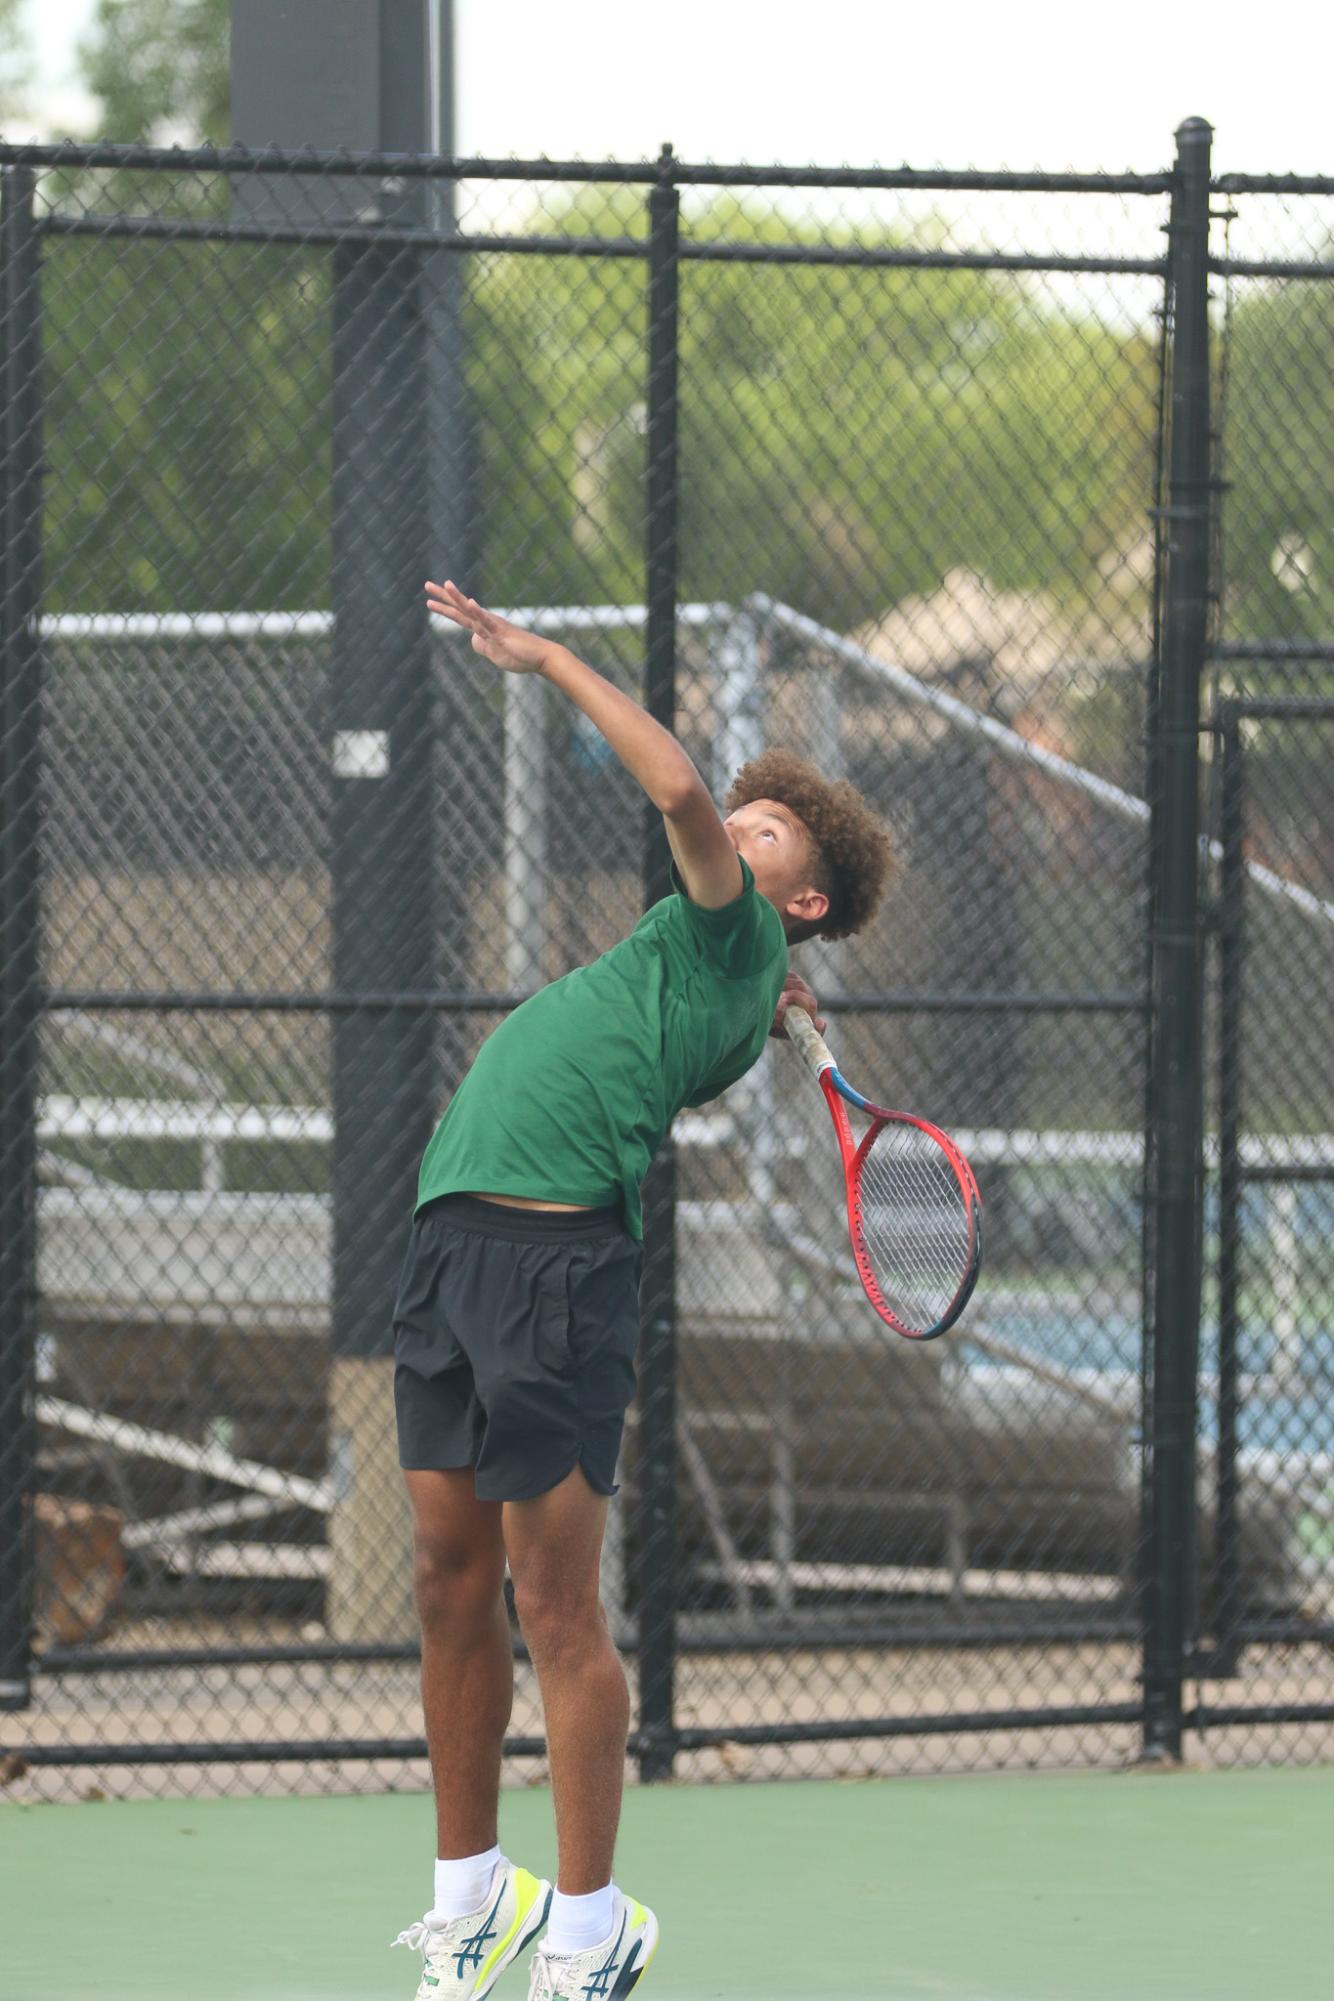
left=391, top=582, right=893, bottom=2000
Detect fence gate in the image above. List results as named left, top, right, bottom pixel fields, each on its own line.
left=1199, top=698, right=1334, bottom=1746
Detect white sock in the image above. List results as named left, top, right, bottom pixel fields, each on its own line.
left=429, top=1845, right=503, bottom=1923
left=545, top=1882, right=616, bottom=1957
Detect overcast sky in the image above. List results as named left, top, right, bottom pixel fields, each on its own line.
left=13, top=0, right=1333, bottom=176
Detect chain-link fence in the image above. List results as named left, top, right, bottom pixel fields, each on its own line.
left=1193, top=172, right=1334, bottom=1764
left=1, top=127, right=1331, bottom=1801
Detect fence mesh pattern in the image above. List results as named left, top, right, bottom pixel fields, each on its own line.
left=1, top=143, right=1331, bottom=1799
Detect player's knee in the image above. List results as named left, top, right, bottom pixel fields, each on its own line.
left=412, top=1531, right=503, bottom=1632
left=509, top=1566, right=605, bottom=1661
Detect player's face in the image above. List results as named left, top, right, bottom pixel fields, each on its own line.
left=723, top=798, right=821, bottom=918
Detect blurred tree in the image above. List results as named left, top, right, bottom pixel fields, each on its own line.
left=0, top=0, right=32, bottom=119
left=467, top=189, right=1159, bottom=633
left=79, top=0, right=229, bottom=143
left=1219, top=274, right=1334, bottom=648
left=40, top=179, right=1159, bottom=633
left=44, top=22, right=1162, bottom=654
left=45, top=2, right=324, bottom=612
left=1207, top=275, right=1334, bottom=883
left=43, top=230, right=331, bottom=611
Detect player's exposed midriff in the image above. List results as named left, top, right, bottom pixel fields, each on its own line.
left=465, top=1190, right=597, bottom=1213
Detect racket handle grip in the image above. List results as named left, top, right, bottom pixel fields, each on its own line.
left=783, top=1004, right=836, bottom=1077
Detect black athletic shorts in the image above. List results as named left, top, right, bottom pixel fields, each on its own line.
left=392, top=1192, right=643, bottom=1501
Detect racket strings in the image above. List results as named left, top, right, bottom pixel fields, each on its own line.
left=856, top=1122, right=973, bottom=1333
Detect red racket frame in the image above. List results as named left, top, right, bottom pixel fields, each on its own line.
left=816, top=1069, right=982, bottom=1339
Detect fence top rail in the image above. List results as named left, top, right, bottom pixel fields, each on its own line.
left=1213, top=259, right=1334, bottom=282
left=1211, top=641, right=1334, bottom=662
left=34, top=208, right=1170, bottom=276
left=1213, top=172, right=1334, bottom=195
left=1218, top=696, right=1334, bottom=728
left=0, top=137, right=1178, bottom=193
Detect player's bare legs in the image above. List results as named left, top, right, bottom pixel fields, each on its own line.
left=504, top=1467, right=628, bottom=1894
left=404, top=1468, right=512, bottom=1858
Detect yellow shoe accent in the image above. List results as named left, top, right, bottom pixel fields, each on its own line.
left=476, top=1868, right=548, bottom=1991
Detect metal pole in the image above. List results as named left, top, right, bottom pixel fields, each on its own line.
left=1141, top=116, right=1212, bottom=1762
left=0, top=167, right=42, bottom=1710
left=418, top=0, right=480, bottom=1123
left=1211, top=707, right=1244, bottom=1676
left=327, top=234, right=435, bottom=1639
left=636, top=146, right=680, bottom=1783
left=420, top=0, right=472, bottom=575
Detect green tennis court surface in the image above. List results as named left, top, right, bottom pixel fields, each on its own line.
left=4, top=1768, right=1330, bottom=2001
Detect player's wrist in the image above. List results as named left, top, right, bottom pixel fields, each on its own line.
left=533, top=639, right=570, bottom=681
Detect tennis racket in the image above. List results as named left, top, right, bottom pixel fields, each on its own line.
left=784, top=1006, right=982, bottom=1340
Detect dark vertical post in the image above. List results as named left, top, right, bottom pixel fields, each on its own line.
left=422, top=0, right=474, bottom=577
left=232, top=0, right=453, bottom=1639
left=1211, top=707, right=1244, bottom=1674
left=420, top=1, right=466, bottom=528
left=327, top=237, right=435, bottom=1633
left=0, top=167, right=42, bottom=1711
left=1142, top=116, right=1213, bottom=1762
left=636, top=146, right=680, bottom=1783
left=418, top=0, right=479, bottom=1103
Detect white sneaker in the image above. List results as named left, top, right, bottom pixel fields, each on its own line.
left=392, top=1861, right=553, bottom=2000
left=527, top=1889, right=659, bottom=2000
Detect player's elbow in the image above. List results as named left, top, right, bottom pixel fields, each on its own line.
left=656, top=764, right=709, bottom=818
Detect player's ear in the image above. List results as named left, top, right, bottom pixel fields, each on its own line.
left=788, top=886, right=830, bottom=925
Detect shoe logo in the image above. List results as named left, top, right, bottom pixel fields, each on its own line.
left=580, top=1915, right=626, bottom=1999
left=453, top=1887, right=503, bottom=1978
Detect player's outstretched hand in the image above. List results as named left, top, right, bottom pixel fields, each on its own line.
left=770, top=972, right=825, bottom=1039
left=425, top=580, right=552, bottom=674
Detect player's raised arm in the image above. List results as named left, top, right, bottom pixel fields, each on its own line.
left=426, top=579, right=743, bottom=908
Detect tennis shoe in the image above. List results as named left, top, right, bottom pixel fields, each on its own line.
left=527, top=1888, right=658, bottom=2000
left=392, top=1860, right=553, bottom=2000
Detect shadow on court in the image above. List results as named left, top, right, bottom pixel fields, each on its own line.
left=3, top=1767, right=1330, bottom=2000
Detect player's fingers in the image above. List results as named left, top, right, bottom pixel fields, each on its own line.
left=426, top=597, right=469, bottom=626
left=448, top=584, right=496, bottom=630
left=426, top=584, right=485, bottom=632
left=446, top=580, right=489, bottom=620
left=430, top=580, right=479, bottom=618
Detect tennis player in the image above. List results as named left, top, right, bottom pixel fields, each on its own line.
left=391, top=581, right=893, bottom=2000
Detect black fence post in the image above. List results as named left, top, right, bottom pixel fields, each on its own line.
left=1212, top=705, right=1244, bottom=1676
left=1142, top=115, right=1213, bottom=1763
left=327, top=238, right=436, bottom=1632
left=636, top=146, right=680, bottom=1784
left=0, top=166, right=42, bottom=1712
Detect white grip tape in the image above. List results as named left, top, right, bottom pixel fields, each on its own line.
left=783, top=1004, right=836, bottom=1077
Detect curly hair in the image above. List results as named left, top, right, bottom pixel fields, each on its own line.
left=724, top=747, right=895, bottom=943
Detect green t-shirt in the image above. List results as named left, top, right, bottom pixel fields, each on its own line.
left=416, top=857, right=788, bottom=1239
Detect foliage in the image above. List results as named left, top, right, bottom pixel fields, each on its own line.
left=1220, top=273, right=1334, bottom=650
left=79, top=0, right=229, bottom=144
left=49, top=11, right=1164, bottom=637
left=0, top=0, right=31, bottom=119
left=38, top=184, right=1162, bottom=642
left=466, top=189, right=1160, bottom=631
left=42, top=231, right=331, bottom=612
